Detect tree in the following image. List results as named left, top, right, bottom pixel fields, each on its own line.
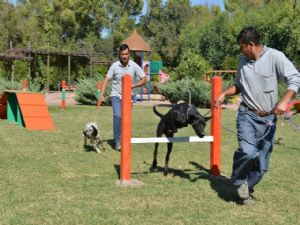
left=225, top=0, right=300, bottom=68
left=0, top=1, right=20, bottom=50
left=174, top=49, right=211, bottom=80
left=140, top=0, right=192, bottom=67
left=197, top=13, right=233, bottom=69
left=105, top=0, right=144, bottom=50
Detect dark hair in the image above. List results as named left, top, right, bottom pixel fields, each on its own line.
left=119, top=44, right=130, bottom=52
left=237, top=27, right=261, bottom=45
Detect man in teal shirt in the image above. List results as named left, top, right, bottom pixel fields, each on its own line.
left=216, top=27, right=300, bottom=205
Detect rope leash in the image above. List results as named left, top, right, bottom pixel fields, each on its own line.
left=284, top=112, right=300, bottom=132
left=214, top=105, right=275, bottom=144
left=93, top=103, right=101, bottom=122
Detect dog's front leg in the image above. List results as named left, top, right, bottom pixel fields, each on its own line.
left=84, top=137, right=87, bottom=148
left=93, top=144, right=101, bottom=154
left=150, top=122, right=164, bottom=172
left=91, top=139, right=101, bottom=154
left=150, top=143, right=159, bottom=172
left=97, top=135, right=105, bottom=151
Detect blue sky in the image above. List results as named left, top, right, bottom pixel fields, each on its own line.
left=191, top=0, right=224, bottom=9
left=141, top=0, right=224, bottom=15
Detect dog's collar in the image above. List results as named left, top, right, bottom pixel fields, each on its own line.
left=187, top=104, right=193, bottom=117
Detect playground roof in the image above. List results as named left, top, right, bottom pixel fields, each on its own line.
left=122, top=30, right=151, bottom=52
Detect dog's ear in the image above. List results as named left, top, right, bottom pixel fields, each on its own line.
left=92, top=126, right=98, bottom=136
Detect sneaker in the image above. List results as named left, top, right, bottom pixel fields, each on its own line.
left=236, top=183, right=249, bottom=200
left=242, top=196, right=256, bottom=205
left=115, top=143, right=121, bottom=151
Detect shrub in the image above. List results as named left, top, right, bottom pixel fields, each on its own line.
left=27, top=79, right=44, bottom=92
left=174, top=49, right=211, bottom=80
left=159, top=78, right=211, bottom=107
left=0, top=77, right=42, bottom=93
left=75, top=75, right=111, bottom=106
left=0, top=77, right=22, bottom=91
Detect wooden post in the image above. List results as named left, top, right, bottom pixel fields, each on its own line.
left=140, top=52, right=144, bottom=102
left=28, top=41, right=31, bottom=80
left=11, top=62, right=15, bottom=83
left=210, top=76, right=222, bottom=176
left=120, top=75, right=132, bottom=182
left=10, top=41, right=14, bottom=82
left=147, top=52, right=151, bottom=101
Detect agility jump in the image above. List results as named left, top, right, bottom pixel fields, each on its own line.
left=119, top=75, right=222, bottom=183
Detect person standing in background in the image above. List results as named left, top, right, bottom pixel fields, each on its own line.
left=100, top=44, right=147, bottom=151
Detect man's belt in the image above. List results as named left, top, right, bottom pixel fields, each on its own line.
left=240, top=102, right=273, bottom=117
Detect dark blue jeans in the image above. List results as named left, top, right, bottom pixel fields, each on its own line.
left=111, top=96, right=121, bottom=145
left=231, top=105, right=277, bottom=189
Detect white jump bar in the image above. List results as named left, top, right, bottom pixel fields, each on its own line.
left=131, top=136, right=213, bottom=144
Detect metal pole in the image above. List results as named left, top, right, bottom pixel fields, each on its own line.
left=210, top=76, right=222, bottom=176
left=120, top=75, right=132, bottom=182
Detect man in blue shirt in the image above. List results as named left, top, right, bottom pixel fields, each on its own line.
left=100, top=44, right=147, bottom=151
left=216, top=27, right=300, bottom=205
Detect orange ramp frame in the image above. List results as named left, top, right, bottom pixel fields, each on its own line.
left=5, top=91, right=55, bottom=130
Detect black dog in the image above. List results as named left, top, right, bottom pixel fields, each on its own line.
left=150, top=102, right=210, bottom=176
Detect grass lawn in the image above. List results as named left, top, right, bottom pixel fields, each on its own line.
left=0, top=105, right=300, bottom=225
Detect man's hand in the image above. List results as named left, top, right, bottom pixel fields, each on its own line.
left=214, top=85, right=239, bottom=108
left=132, top=77, right=147, bottom=89
left=99, top=95, right=105, bottom=103
left=273, top=101, right=288, bottom=115
left=273, top=89, right=296, bottom=115
left=215, top=93, right=226, bottom=108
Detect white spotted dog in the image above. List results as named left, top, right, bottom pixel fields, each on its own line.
left=83, top=122, right=105, bottom=153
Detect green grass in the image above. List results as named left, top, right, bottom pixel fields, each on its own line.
left=0, top=105, right=300, bottom=225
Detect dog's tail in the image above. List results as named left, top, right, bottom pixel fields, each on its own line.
left=153, top=106, right=164, bottom=118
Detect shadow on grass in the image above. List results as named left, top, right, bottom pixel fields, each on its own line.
left=103, top=139, right=115, bottom=149
left=131, top=161, right=238, bottom=203
left=114, top=164, right=120, bottom=179
left=189, top=161, right=238, bottom=203
left=131, top=161, right=193, bottom=179
left=83, top=145, right=98, bottom=153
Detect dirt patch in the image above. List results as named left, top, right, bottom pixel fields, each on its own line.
left=44, top=92, right=172, bottom=107
left=44, top=91, right=78, bottom=106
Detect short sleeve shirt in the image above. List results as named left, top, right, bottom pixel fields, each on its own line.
left=107, top=59, right=146, bottom=98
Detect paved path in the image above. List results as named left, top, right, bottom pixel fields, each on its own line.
left=44, top=92, right=173, bottom=107
left=44, top=92, right=77, bottom=106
